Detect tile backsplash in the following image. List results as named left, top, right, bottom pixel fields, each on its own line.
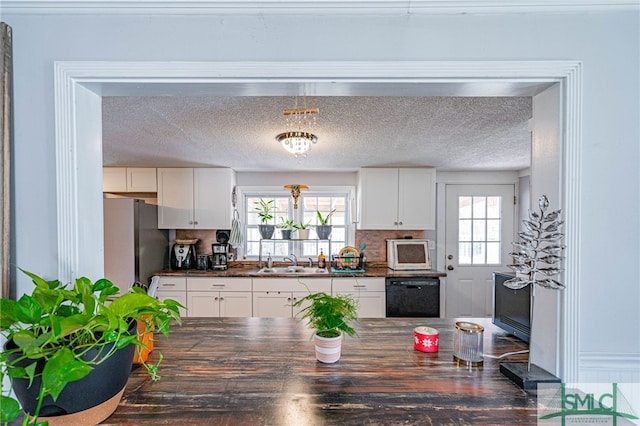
left=355, top=230, right=425, bottom=263
left=176, top=228, right=428, bottom=265
left=176, top=229, right=219, bottom=256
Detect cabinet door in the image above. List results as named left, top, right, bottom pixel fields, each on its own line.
left=358, top=168, right=399, bottom=229
left=292, top=291, right=312, bottom=318
left=193, top=168, right=235, bottom=229
left=398, top=168, right=436, bottom=229
left=103, top=167, right=127, bottom=192
left=157, top=168, right=194, bottom=229
left=156, top=290, right=188, bottom=318
left=188, top=291, right=221, bottom=317
left=127, top=168, right=157, bottom=192
left=252, top=291, right=293, bottom=317
left=333, top=277, right=386, bottom=318
left=219, top=291, right=252, bottom=317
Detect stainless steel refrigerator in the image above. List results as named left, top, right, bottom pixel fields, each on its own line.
left=103, top=198, right=169, bottom=293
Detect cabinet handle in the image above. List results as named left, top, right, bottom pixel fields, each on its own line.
left=353, top=285, right=366, bottom=288
left=163, top=283, right=175, bottom=287
left=398, top=221, right=403, bottom=225
left=393, top=221, right=398, bottom=225
left=211, top=284, right=225, bottom=288
left=194, top=221, right=198, bottom=225
left=214, top=296, right=219, bottom=301
left=188, top=221, right=194, bottom=225
left=287, top=297, right=292, bottom=302
left=219, top=297, right=224, bottom=301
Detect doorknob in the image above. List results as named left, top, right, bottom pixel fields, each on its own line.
left=447, top=265, right=454, bottom=271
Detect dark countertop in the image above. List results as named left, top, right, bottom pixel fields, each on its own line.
left=155, top=264, right=446, bottom=279
left=104, top=317, right=534, bottom=425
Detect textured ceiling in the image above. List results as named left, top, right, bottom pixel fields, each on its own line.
left=102, top=96, right=533, bottom=172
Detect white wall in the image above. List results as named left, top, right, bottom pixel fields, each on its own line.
left=3, top=8, right=639, bottom=382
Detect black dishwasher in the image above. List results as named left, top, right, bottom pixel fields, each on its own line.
left=385, top=277, right=440, bottom=317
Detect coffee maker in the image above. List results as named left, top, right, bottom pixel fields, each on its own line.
left=211, top=230, right=231, bottom=270
left=170, top=239, right=197, bottom=270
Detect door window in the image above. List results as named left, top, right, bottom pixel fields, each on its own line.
left=458, top=196, right=502, bottom=265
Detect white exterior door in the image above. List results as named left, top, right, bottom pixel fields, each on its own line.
left=444, top=184, right=515, bottom=317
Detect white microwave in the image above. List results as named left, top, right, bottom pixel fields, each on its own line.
left=387, top=239, right=432, bottom=270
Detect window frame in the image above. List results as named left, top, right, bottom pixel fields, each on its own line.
left=237, top=185, right=356, bottom=261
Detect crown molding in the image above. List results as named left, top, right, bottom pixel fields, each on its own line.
left=3, top=0, right=639, bottom=15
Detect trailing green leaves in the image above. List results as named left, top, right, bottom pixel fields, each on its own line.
left=1, top=269, right=182, bottom=424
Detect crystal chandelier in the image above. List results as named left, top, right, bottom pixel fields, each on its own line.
left=276, top=106, right=319, bottom=159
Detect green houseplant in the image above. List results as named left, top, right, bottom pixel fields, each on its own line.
left=0, top=269, right=183, bottom=425
left=254, top=198, right=275, bottom=239
left=293, top=287, right=358, bottom=363
left=277, top=217, right=296, bottom=240
left=315, top=209, right=336, bottom=240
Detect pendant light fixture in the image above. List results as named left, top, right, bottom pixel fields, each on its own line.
left=276, top=103, right=319, bottom=159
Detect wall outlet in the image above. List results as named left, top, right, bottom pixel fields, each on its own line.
left=428, top=240, right=436, bottom=250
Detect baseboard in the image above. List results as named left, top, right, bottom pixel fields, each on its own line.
left=579, top=352, right=640, bottom=383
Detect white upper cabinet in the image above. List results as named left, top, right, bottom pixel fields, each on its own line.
left=358, top=168, right=436, bottom=230
left=103, top=167, right=157, bottom=192
left=157, top=168, right=235, bottom=229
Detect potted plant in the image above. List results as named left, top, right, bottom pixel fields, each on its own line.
left=293, top=287, right=358, bottom=364
left=294, top=221, right=312, bottom=240
left=254, top=198, right=275, bottom=239
left=277, top=217, right=296, bottom=240
left=315, top=209, right=336, bottom=240
left=0, top=269, right=182, bottom=425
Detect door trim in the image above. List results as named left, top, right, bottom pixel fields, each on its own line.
left=54, top=60, right=582, bottom=381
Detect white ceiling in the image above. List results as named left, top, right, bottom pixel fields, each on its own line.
left=102, top=83, right=548, bottom=172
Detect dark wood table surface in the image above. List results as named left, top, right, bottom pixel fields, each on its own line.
left=103, top=317, right=536, bottom=425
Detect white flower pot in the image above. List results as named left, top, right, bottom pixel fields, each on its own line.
left=296, top=229, right=310, bottom=240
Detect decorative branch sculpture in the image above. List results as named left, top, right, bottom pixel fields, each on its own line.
left=505, top=195, right=565, bottom=371
left=505, top=195, right=566, bottom=291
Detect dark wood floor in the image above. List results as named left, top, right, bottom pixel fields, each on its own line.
left=103, top=317, right=535, bottom=425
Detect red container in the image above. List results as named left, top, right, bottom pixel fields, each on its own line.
left=413, top=326, right=439, bottom=353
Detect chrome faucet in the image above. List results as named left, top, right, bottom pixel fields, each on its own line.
left=308, top=258, right=314, bottom=268
left=283, top=253, right=297, bottom=266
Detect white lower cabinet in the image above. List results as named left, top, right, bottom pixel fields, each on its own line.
left=333, top=277, right=386, bottom=318
left=252, top=278, right=332, bottom=318
left=155, top=277, right=188, bottom=318
left=186, top=278, right=252, bottom=317
left=155, top=275, right=387, bottom=319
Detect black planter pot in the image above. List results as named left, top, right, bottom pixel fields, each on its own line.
left=6, top=324, right=136, bottom=417
left=259, top=224, right=275, bottom=239
left=316, top=225, right=333, bottom=240
left=280, top=229, right=292, bottom=240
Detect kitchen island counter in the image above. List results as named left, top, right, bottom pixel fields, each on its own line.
left=104, top=317, right=534, bottom=425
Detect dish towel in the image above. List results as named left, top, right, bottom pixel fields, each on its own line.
left=230, top=208, right=243, bottom=248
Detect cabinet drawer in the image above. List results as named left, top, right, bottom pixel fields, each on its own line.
left=332, top=277, right=385, bottom=292
left=252, top=277, right=331, bottom=293
left=187, top=277, right=252, bottom=292
left=156, top=277, right=187, bottom=291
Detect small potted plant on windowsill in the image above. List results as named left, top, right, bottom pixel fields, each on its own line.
left=315, top=209, right=336, bottom=240
left=254, top=198, right=275, bottom=239
left=294, top=221, right=312, bottom=240
left=277, top=217, right=296, bottom=240
left=0, top=269, right=183, bottom=425
left=293, top=288, right=358, bottom=364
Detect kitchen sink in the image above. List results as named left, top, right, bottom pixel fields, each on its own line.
left=254, top=266, right=328, bottom=275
